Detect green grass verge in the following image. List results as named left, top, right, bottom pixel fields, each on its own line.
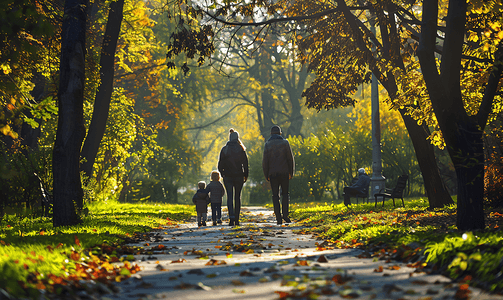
left=0, top=200, right=194, bottom=298
left=291, top=197, right=503, bottom=293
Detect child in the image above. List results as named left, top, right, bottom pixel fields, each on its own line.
left=192, top=181, right=210, bottom=226
left=206, top=170, right=225, bottom=226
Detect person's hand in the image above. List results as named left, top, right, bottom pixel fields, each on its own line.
left=267, top=177, right=270, bottom=181
left=289, top=174, right=293, bottom=180
left=244, top=177, right=247, bottom=183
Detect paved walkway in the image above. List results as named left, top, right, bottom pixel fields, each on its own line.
left=104, top=207, right=502, bottom=300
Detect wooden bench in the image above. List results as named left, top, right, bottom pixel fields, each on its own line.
left=374, top=175, right=408, bottom=208
left=349, top=177, right=370, bottom=204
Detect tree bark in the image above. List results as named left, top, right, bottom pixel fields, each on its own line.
left=418, top=0, right=486, bottom=230
left=81, top=0, right=125, bottom=179
left=398, top=110, right=454, bottom=208
left=53, top=0, right=87, bottom=227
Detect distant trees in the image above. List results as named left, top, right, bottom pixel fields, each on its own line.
left=167, top=0, right=503, bottom=228
left=276, top=96, right=422, bottom=202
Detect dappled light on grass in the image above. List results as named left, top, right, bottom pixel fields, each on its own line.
left=291, top=198, right=503, bottom=293
left=0, top=200, right=192, bottom=299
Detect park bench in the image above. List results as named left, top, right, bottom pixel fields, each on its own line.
left=373, top=175, right=408, bottom=208
left=35, top=173, right=53, bottom=217
left=349, top=177, right=370, bottom=204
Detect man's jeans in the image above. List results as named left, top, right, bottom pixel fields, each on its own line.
left=223, top=176, right=244, bottom=221
left=270, top=174, right=290, bottom=221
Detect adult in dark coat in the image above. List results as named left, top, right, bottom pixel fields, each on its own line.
left=343, top=168, right=371, bottom=206
left=218, top=129, right=249, bottom=226
left=262, top=125, right=295, bottom=225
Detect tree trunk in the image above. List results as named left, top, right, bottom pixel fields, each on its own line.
left=81, top=0, right=125, bottom=179
left=418, top=0, right=488, bottom=230
left=53, top=0, right=87, bottom=227
left=275, top=63, right=309, bottom=138
left=398, top=110, right=454, bottom=208
left=452, top=124, right=485, bottom=230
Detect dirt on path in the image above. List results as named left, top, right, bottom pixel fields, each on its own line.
left=103, top=207, right=502, bottom=300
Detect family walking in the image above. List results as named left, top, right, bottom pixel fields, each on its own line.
left=192, top=126, right=295, bottom=227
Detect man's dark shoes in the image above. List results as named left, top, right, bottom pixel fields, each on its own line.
left=235, top=220, right=239, bottom=226
left=213, top=221, right=217, bottom=226
left=229, top=220, right=234, bottom=226
left=283, top=217, right=291, bottom=223
left=276, top=219, right=282, bottom=225
left=202, top=221, right=207, bottom=226
left=197, top=222, right=202, bottom=227
left=217, top=219, right=222, bottom=224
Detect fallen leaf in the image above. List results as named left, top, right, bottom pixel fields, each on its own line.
left=155, top=264, right=168, bottom=271
left=205, top=259, right=227, bottom=266
left=332, top=274, right=352, bottom=284
left=239, top=270, right=254, bottom=276
left=198, top=282, right=212, bottom=291
left=231, top=280, right=245, bottom=286
left=171, top=258, right=187, bottom=263
left=175, top=282, right=196, bottom=289
left=373, top=266, right=383, bottom=272
left=297, top=260, right=309, bottom=266
left=317, top=255, right=329, bottom=263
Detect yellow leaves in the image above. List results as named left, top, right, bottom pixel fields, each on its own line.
left=0, top=125, right=18, bottom=139
left=427, top=130, right=445, bottom=150
left=1, top=63, right=11, bottom=74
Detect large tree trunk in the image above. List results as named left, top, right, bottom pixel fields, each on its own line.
left=53, top=0, right=87, bottom=227
left=81, top=0, right=125, bottom=179
left=399, top=110, right=454, bottom=208
left=452, top=123, right=485, bottom=230
left=418, top=0, right=489, bottom=230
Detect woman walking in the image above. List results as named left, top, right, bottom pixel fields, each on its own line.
left=218, top=129, right=249, bottom=226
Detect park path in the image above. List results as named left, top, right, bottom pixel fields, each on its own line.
left=103, top=207, right=501, bottom=300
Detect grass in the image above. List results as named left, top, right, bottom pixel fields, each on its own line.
left=0, top=200, right=193, bottom=298
left=290, top=197, right=503, bottom=293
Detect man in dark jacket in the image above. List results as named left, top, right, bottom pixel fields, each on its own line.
left=343, top=168, right=371, bottom=206
left=262, top=125, right=295, bottom=225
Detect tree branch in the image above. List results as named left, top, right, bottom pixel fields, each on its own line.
left=477, top=40, right=503, bottom=129
left=203, top=6, right=369, bottom=27
left=186, top=103, right=250, bottom=130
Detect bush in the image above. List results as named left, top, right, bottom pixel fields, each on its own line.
left=0, top=142, right=52, bottom=218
